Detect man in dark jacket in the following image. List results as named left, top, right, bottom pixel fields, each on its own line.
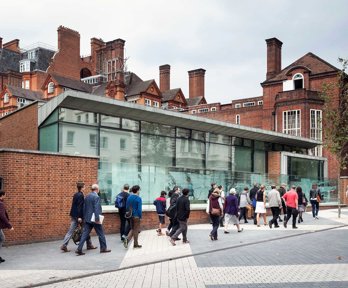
left=153, top=191, right=167, bottom=235
left=60, top=181, right=96, bottom=252
left=249, top=183, right=259, bottom=224
left=116, top=184, right=130, bottom=241
left=0, top=190, right=14, bottom=263
left=170, top=188, right=190, bottom=245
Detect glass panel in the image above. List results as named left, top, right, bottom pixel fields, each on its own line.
left=176, top=127, right=190, bottom=138
left=254, top=150, right=266, bottom=173
left=101, top=115, right=120, bottom=128
left=59, top=108, right=99, bottom=126
left=122, top=118, right=139, bottom=131
left=176, top=139, right=205, bottom=169
left=59, top=123, right=98, bottom=155
left=206, top=142, right=230, bottom=170
left=207, top=133, right=231, bottom=145
left=141, top=121, right=175, bottom=137
left=191, top=130, right=205, bottom=141
left=141, top=134, right=174, bottom=166
left=234, top=146, right=252, bottom=172
left=232, top=137, right=242, bottom=146
left=243, top=139, right=252, bottom=147
left=39, top=124, right=58, bottom=152
left=254, top=141, right=265, bottom=150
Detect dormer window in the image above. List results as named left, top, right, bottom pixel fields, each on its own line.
left=48, top=82, right=55, bottom=94
left=293, top=73, right=304, bottom=90
left=4, top=93, right=9, bottom=103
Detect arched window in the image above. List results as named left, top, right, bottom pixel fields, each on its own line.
left=236, top=114, right=240, bottom=124
left=4, top=93, right=9, bottom=103
left=48, top=82, right=55, bottom=94
left=293, top=73, right=304, bottom=90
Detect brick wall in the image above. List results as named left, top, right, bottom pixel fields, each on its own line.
left=0, top=102, right=38, bottom=150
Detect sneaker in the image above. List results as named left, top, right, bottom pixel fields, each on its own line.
left=134, top=245, right=142, bottom=249
left=244, top=221, right=248, bottom=223
left=268, top=221, right=272, bottom=229
left=123, top=238, right=128, bottom=249
left=100, top=249, right=111, bottom=253
left=292, top=226, right=298, bottom=229
left=224, top=231, right=230, bottom=234
left=75, top=250, right=85, bottom=256
left=274, top=225, right=280, bottom=228
left=170, top=238, right=176, bottom=246
left=238, top=228, right=243, bottom=233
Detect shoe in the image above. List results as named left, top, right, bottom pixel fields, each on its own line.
left=315, top=216, right=319, bottom=219
left=133, top=245, right=142, bottom=248
left=224, top=231, right=230, bottom=234
left=209, top=234, right=214, bottom=241
left=0, top=257, right=5, bottom=263
left=298, top=219, right=301, bottom=223
left=165, top=230, right=170, bottom=236
left=214, top=238, right=218, bottom=241
left=238, top=228, right=243, bottom=233
left=123, top=238, right=128, bottom=249
left=257, top=225, right=260, bottom=227
left=268, top=221, right=272, bottom=229
left=87, top=245, right=97, bottom=250
left=244, top=221, right=248, bottom=223
left=75, top=250, right=85, bottom=256
left=275, top=225, right=280, bottom=228
left=100, top=249, right=111, bottom=253
left=170, top=238, right=176, bottom=246
left=183, top=240, right=190, bottom=244
left=283, top=221, right=287, bottom=228
left=60, top=245, right=70, bottom=252
left=278, top=218, right=283, bottom=222
left=175, top=237, right=181, bottom=241
left=292, top=226, right=298, bottom=229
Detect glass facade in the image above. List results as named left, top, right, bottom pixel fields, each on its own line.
left=39, top=107, right=333, bottom=205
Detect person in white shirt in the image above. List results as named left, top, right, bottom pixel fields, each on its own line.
left=267, top=185, right=282, bottom=228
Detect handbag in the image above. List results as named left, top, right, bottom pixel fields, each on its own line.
left=316, top=194, right=321, bottom=203
left=211, top=207, right=221, bottom=216
left=125, top=205, right=133, bottom=219
left=72, top=223, right=82, bottom=245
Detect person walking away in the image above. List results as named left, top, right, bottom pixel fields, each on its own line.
left=0, top=190, right=14, bottom=263
left=115, top=184, right=130, bottom=241
left=75, top=184, right=111, bottom=255
left=309, top=184, right=322, bottom=219
left=238, top=187, right=251, bottom=223
left=208, top=188, right=223, bottom=240
left=249, top=183, right=259, bottom=224
left=255, top=185, right=267, bottom=227
left=224, top=188, right=243, bottom=233
left=170, top=188, right=191, bottom=245
left=296, top=186, right=307, bottom=223
left=123, top=185, right=142, bottom=249
left=282, top=185, right=299, bottom=229
left=268, top=185, right=282, bottom=228
left=153, top=191, right=167, bottom=235
left=278, top=183, right=287, bottom=222
left=218, top=185, right=225, bottom=227
left=61, top=181, right=96, bottom=252
left=167, top=187, right=181, bottom=239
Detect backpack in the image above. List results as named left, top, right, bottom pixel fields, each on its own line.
left=115, top=193, right=126, bottom=209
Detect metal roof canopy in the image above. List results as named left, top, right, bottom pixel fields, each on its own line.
left=38, top=91, right=320, bottom=149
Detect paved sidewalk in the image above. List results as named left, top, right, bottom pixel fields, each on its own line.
left=1, top=208, right=348, bottom=288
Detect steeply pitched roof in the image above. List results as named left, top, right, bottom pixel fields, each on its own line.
left=162, top=88, right=181, bottom=102
left=6, top=85, right=43, bottom=100
left=264, top=52, right=339, bottom=83
left=0, top=48, right=20, bottom=73
left=51, top=74, right=92, bottom=93
left=124, top=72, right=158, bottom=98
left=186, top=96, right=205, bottom=106
left=91, top=83, right=108, bottom=96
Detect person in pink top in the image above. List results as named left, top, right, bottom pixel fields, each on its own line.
left=282, top=185, right=299, bottom=229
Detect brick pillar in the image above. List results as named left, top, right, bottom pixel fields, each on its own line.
left=188, top=68, right=206, bottom=98
left=159, top=64, right=170, bottom=92
left=266, top=38, right=283, bottom=80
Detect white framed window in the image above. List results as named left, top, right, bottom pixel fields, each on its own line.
left=24, top=80, right=30, bottom=90
left=258, top=100, right=263, bottom=105
left=17, top=98, right=26, bottom=108
left=47, top=82, right=55, bottom=94
left=235, top=103, right=241, bottom=108
left=4, top=93, right=9, bottom=103
left=19, top=60, right=31, bottom=72
left=198, top=108, right=209, bottom=113
left=153, top=101, right=159, bottom=108
left=191, top=110, right=196, bottom=114
left=293, top=73, right=304, bottom=90
left=211, top=107, right=216, bottom=111
left=66, top=131, right=75, bottom=146
left=145, top=99, right=151, bottom=106
left=89, top=134, right=97, bottom=148
left=310, top=109, right=322, bottom=156
left=27, top=50, right=36, bottom=59
left=106, top=58, right=117, bottom=81
left=243, top=102, right=255, bottom=107
left=101, top=136, right=108, bottom=149
left=283, top=110, right=301, bottom=136
left=236, top=114, right=240, bottom=124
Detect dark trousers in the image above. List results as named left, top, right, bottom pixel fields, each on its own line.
left=270, top=207, right=280, bottom=227
left=310, top=200, right=319, bottom=217
left=171, top=219, right=188, bottom=242
left=281, top=198, right=287, bottom=216
left=169, top=218, right=179, bottom=237
left=78, top=221, right=107, bottom=251
left=239, top=207, right=247, bottom=222
left=118, top=208, right=130, bottom=239
left=285, top=206, right=297, bottom=228
left=210, top=214, right=220, bottom=240
left=127, top=217, right=141, bottom=247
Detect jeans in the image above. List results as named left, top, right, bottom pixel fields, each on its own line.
left=270, top=207, right=280, bottom=226
left=127, top=217, right=141, bottom=246
left=310, top=200, right=319, bottom=217
left=171, top=219, right=188, bottom=242
left=77, top=221, right=107, bottom=251
left=62, top=217, right=92, bottom=248
left=210, top=214, right=220, bottom=240
left=0, top=229, right=5, bottom=250
left=118, top=208, right=130, bottom=239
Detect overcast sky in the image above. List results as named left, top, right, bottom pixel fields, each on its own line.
left=2, top=0, right=347, bottom=104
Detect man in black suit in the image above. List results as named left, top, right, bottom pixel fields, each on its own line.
left=60, top=181, right=96, bottom=252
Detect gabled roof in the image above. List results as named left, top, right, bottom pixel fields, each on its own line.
left=263, top=53, right=339, bottom=84
left=124, top=72, right=160, bottom=98
left=6, top=85, right=43, bottom=100
left=49, top=74, right=93, bottom=93
left=162, top=88, right=181, bottom=102
left=186, top=96, right=206, bottom=106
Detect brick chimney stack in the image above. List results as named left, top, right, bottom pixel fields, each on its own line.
left=114, top=39, right=125, bottom=84
left=159, top=64, right=170, bottom=92
left=188, top=68, right=206, bottom=98
left=266, top=37, right=283, bottom=80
